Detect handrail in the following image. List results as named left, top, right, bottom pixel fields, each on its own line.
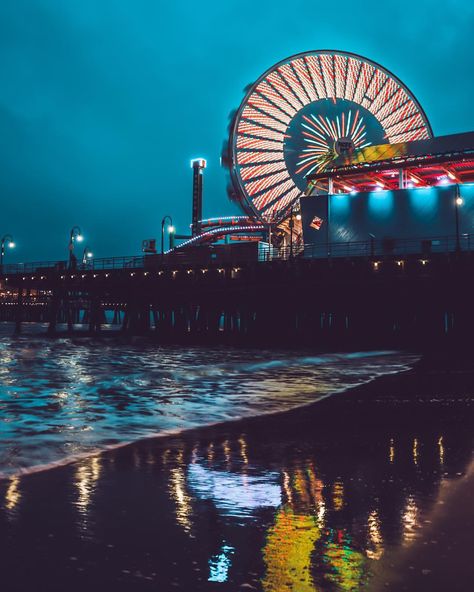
left=0, top=233, right=472, bottom=274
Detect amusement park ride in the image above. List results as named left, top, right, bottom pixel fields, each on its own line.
left=2, top=50, right=473, bottom=341
left=167, top=49, right=474, bottom=257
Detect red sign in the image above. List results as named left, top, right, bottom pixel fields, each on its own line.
left=310, top=216, right=324, bottom=231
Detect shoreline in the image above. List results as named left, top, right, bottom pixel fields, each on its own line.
left=1, top=352, right=473, bottom=591
left=0, top=357, right=415, bottom=482
left=1, top=348, right=471, bottom=483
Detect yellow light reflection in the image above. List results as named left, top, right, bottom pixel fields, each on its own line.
left=294, top=469, right=311, bottom=506
left=169, top=466, right=192, bottom=534
left=207, top=442, right=214, bottom=463
left=282, top=471, right=293, bottom=505
left=5, top=476, right=21, bottom=512
left=366, top=509, right=384, bottom=560
left=413, top=438, right=419, bottom=466
left=402, top=494, right=419, bottom=544
left=238, top=435, right=248, bottom=465
left=306, top=464, right=324, bottom=507
left=389, top=438, right=395, bottom=463
left=262, top=507, right=320, bottom=592
left=75, top=456, right=101, bottom=515
left=333, top=480, right=344, bottom=511
left=438, top=436, right=444, bottom=466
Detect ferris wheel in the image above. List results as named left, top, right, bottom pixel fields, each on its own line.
left=223, top=50, right=433, bottom=223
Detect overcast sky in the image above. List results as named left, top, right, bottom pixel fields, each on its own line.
left=1, top=0, right=473, bottom=261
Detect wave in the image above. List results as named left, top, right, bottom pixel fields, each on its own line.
left=0, top=352, right=416, bottom=481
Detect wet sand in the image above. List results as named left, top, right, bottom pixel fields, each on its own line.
left=0, top=354, right=473, bottom=591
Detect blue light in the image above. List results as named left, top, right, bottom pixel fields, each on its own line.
left=208, top=544, right=234, bottom=583
left=368, top=190, right=394, bottom=218
left=408, top=186, right=438, bottom=218
left=331, top=193, right=350, bottom=217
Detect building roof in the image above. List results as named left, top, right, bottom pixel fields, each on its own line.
left=306, top=131, right=474, bottom=192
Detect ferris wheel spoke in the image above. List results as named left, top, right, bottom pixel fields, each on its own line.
left=227, top=50, right=432, bottom=223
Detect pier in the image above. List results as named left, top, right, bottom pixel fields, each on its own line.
left=1, top=234, right=472, bottom=348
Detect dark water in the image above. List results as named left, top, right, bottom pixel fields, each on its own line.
left=0, top=332, right=415, bottom=476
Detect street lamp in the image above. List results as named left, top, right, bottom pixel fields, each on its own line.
left=161, top=215, right=175, bottom=254
left=455, top=185, right=463, bottom=252
left=69, top=226, right=84, bottom=269
left=289, top=207, right=295, bottom=259
left=82, top=247, right=93, bottom=266
left=0, top=234, right=15, bottom=267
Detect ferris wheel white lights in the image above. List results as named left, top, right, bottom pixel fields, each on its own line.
left=225, top=50, right=432, bottom=223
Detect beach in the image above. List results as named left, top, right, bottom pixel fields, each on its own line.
left=1, top=350, right=473, bottom=591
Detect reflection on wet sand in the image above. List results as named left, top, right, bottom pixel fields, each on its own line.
left=149, top=429, right=468, bottom=590
left=263, top=507, right=320, bottom=591
left=0, top=420, right=471, bottom=592
left=74, top=455, right=101, bottom=533
left=4, top=476, right=21, bottom=515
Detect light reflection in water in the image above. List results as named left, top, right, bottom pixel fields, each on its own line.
left=389, top=438, right=395, bottom=463
left=74, top=455, right=102, bottom=533
left=332, top=480, right=344, bottom=511
left=438, top=435, right=444, bottom=465
left=413, top=437, right=419, bottom=466
left=0, top=339, right=416, bottom=477
left=223, top=439, right=231, bottom=467
left=402, top=494, right=419, bottom=544
left=170, top=466, right=192, bottom=533
left=282, top=471, right=293, bottom=505
left=262, top=507, right=320, bottom=592
left=208, top=544, right=235, bottom=583
left=366, top=509, right=384, bottom=560
left=168, top=446, right=193, bottom=534
left=207, top=442, right=214, bottom=463
left=314, top=531, right=369, bottom=592
left=238, top=435, right=248, bottom=465
left=187, top=463, right=281, bottom=518
left=5, top=476, right=21, bottom=514
left=156, top=432, right=463, bottom=591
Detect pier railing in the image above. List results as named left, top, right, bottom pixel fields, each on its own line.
left=0, top=233, right=472, bottom=275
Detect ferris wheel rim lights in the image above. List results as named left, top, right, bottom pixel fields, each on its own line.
left=225, top=49, right=433, bottom=223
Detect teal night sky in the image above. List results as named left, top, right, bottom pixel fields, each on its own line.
left=1, top=0, right=473, bottom=261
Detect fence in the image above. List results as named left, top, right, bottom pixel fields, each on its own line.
left=1, top=233, right=472, bottom=274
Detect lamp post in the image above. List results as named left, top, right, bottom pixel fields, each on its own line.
left=161, top=216, right=174, bottom=255
left=82, top=247, right=93, bottom=266
left=289, top=207, right=294, bottom=259
left=69, top=226, right=84, bottom=269
left=0, top=234, right=15, bottom=268
left=454, top=185, right=463, bottom=252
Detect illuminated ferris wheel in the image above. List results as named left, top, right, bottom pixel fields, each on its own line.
left=223, top=50, right=433, bottom=223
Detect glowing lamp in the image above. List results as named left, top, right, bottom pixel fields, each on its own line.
left=168, top=225, right=175, bottom=233
left=295, top=214, right=302, bottom=221
left=8, top=241, right=15, bottom=249
left=456, top=197, right=463, bottom=206
left=191, top=158, right=207, bottom=169
left=86, top=251, right=93, bottom=258
left=76, top=234, right=84, bottom=242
